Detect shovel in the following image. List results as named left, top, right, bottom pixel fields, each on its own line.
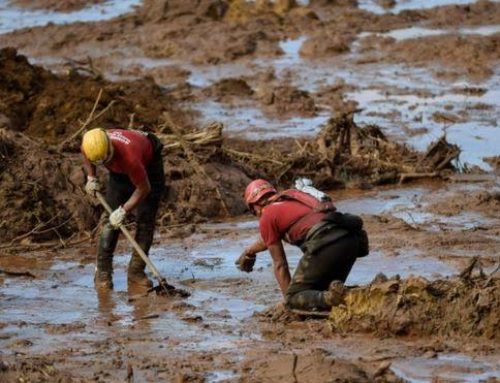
left=96, top=192, right=189, bottom=297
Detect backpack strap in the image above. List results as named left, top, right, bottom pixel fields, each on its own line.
left=268, top=190, right=336, bottom=245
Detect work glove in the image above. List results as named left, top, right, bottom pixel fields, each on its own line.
left=85, top=176, right=101, bottom=197
left=109, top=206, right=127, bottom=228
left=235, top=251, right=256, bottom=273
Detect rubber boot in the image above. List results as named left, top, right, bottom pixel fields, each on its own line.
left=95, top=223, right=119, bottom=290
left=127, top=220, right=154, bottom=290
left=323, top=280, right=346, bottom=307
left=127, top=253, right=153, bottom=290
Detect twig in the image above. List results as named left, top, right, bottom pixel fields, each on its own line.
left=292, top=353, right=298, bottom=383
left=3, top=213, right=61, bottom=247
left=483, top=259, right=500, bottom=288
left=128, top=113, right=135, bottom=129
left=58, top=89, right=103, bottom=149
left=0, top=269, right=36, bottom=278
left=399, top=172, right=439, bottom=184
left=162, top=113, right=230, bottom=215
left=459, top=257, right=478, bottom=280
left=223, top=148, right=285, bottom=165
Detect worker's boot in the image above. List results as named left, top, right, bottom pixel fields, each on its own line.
left=323, top=280, right=346, bottom=307
left=94, top=270, right=113, bottom=289
left=94, top=223, right=119, bottom=290
left=128, top=205, right=157, bottom=291
left=127, top=254, right=153, bottom=290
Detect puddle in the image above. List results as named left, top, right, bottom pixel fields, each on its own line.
left=359, top=25, right=500, bottom=41
left=346, top=68, right=500, bottom=170
left=392, top=353, right=500, bottom=383
left=192, top=100, right=330, bottom=139
left=1, top=182, right=497, bottom=379
left=0, top=0, right=142, bottom=34
left=348, top=249, right=456, bottom=285
left=357, top=0, right=487, bottom=15
left=207, top=369, right=238, bottom=383
left=336, top=183, right=500, bottom=230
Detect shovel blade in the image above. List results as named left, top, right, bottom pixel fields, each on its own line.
left=148, top=279, right=190, bottom=298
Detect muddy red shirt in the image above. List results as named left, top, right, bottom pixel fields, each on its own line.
left=105, top=129, right=153, bottom=187
left=259, top=199, right=325, bottom=247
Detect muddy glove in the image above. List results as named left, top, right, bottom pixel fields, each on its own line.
left=109, top=206, right=127, bottom=228
left=235, top=251, right=256, bottom=273
left=85, top=176, right=101, bottom=197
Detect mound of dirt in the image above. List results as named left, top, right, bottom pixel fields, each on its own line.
left=226, top=112, right=459, bottom=189
left=300, top=31, right=354, bottom=57
left=0, top=357, right=74, bottom=383
left=0, top=48, right=186, bottom=145
left=11, top=0, right=104, bottom=12
left=0, top=125, right=252, bottom=244
left=240, top=348, right=403, bottom=383
left=258, top=85, right=317, bottom=117
left=330, top=266, right=499, bottom=339
left=381, top=34, right=500, bottom=80
left=427, top=190, right=500, bottom=217
left=0, top=128, right=95, bottom=244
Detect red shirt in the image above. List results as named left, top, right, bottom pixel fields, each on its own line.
left=259, top=200, right=325, bottom=247
left=105, top=129, right=153, bottom=187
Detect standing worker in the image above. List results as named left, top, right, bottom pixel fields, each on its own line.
left=81, top=128, right=165, bottom=290
left=236, top=179, right=368, bottom=311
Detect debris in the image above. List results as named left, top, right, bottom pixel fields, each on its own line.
left=329, top=262, right=499, bottom=339
left=0, top=269, right=36, bottom=278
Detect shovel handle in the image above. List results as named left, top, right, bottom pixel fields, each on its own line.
left=95, top=192, right=166, bottom=284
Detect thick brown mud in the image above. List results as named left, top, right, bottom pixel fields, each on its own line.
left=0, top=0, right=499, bottom=382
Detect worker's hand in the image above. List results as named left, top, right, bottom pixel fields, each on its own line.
left=235, top=251, right=256, bottom=273
left=109, top=206, right=127, bottom=228
left=85, top=176, right=101, bottom=197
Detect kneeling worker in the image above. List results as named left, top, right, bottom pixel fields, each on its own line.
left=81, top=128, right=165, bottom=290
left=236, top=179, right=368, bottom=311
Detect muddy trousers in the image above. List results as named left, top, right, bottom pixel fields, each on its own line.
left=285, top=234, right=359, bottom=311
left=97, top=147, right=165, bottom=277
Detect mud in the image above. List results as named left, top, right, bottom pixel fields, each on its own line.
left=0, top=0, right=499, bottom=382
left=330, top=266, right=499, bottom=339
left=11, top=0, right=105, bottom=12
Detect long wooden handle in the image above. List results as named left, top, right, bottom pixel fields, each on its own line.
left=96, top=192, right=166, bottom=283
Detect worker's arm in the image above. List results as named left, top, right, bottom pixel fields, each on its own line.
left=242, top=237, right=267, bottom=256
left=123, top=177, right=151, bottom=213
left=268, top=241, right=291, bottom=297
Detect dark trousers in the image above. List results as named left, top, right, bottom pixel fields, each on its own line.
left=96, top=135, right=165, bottom=275
left=285, top=234, right=359, bottom=311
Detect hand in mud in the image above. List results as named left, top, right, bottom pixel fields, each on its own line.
left=235, top=251, right=256, bottom=273
left=85, top=176, right=101, bottom=197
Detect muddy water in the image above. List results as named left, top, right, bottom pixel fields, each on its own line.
left=357, top=0, right=491, bottom=14
left=0, top=0, right=141, bottom=33
left=63, top=30, right=498, bottom=168
left=1, top=1, right=499, bottom=381
left=392, top=353, right=500, bottom=383
left=2, top=182, right=499, bottom=381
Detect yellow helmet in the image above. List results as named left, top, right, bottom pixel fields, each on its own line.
left=82, top=128, right=111, bottom=164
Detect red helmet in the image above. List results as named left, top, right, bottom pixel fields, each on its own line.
left=244, top=179, right=277, bottom=208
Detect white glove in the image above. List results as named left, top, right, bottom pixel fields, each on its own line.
left=85, top=176, right=101, bottom=197
left=109, top=206, right=127, bottom=228
left=294, top=177, right=331, bottom=202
